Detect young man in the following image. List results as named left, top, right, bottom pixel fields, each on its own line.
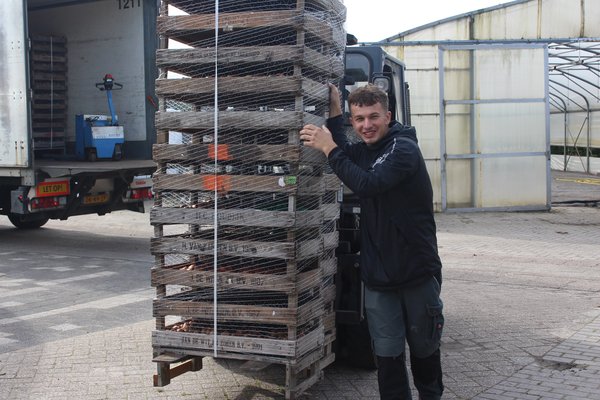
left=300, top=84, right=444, bottom=399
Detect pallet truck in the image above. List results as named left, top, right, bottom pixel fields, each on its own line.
left=75, top=74, right=125, bottom=161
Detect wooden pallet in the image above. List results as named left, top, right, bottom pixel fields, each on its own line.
left=151, top=1, right=345, bottom=398
left=153, top=341, right=332, bottom=399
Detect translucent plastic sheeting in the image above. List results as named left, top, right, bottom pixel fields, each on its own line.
left=150, top=0, right=345, bottom=363
left=440, top=45, right=549, bottom=210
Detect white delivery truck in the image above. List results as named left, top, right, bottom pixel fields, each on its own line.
left=0, top=0, right=158, bottom=228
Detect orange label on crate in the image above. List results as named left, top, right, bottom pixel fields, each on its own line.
left=208, top=144, right=230, bottom=161
left=202, top=175, right=231, bottom=192
left=36, top=180, right=70, bottom=197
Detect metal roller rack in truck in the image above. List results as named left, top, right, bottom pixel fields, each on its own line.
left=0, top=0, right=158, bottom=229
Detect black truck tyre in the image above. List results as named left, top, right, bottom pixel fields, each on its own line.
left=8, top=213, right=50, bottom=229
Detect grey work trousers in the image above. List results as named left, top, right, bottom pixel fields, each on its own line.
left=365, top=276, right=444, bottom=399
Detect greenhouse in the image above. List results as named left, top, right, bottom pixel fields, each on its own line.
left=373, top=0, right=600, bottom=211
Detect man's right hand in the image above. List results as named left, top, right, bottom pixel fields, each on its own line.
left=299, top=124, right=338, bottom=157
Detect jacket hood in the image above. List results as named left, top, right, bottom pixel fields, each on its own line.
left=367, top=121, right=417, bottom=150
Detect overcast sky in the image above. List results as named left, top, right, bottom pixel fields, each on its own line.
left=344, top=0, right=513, bottom=42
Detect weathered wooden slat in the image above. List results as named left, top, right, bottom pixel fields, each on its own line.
left=153, top=174, right=294, bottom=194
left=323, top=285, right=336, bottom=305
left=151, top=236, right=295, bottom=259
left=302, top=15, right=346, bottom=52
left=156, top=46, right=343, bottom=78
left=152, top=173, right=338, bottom=195
left=152, top=345, right=291, bottom=366
left=153, top=330, right=295, bottom=357
left=153, top=299, right=295, bottom=324
left=158, top=11, right=344, bottom=51
left=157, top=11, right=300, bottom=35
left=155, top=110, right=325, bottom=130
left=157, top=46, right=302, bottom=67
left=245, top=231, right=337, bottom=260
left=155, top=76, right=329, bottom=103
left=156, top=76, right=301, bottom=96
left=320, top=256, right=337, bottom=278
left=321, top=203, right=340, bottom=221
left=323, top=311, right=336, bottom=335
left=323, top=231, right=339, bottom=250
left=150, top=207, right=327, bottom=228
left=153, top=143, right=325, bottom=165
left=163, top=0, right=346, bottom=19
left=151, top=267, right=322, bottom=293
left=153, top=296, right=323, bottom=325
left=152, top=325, right=323, bottom=358
left=288, top=366, right=321, bottom=398
left=152, top=143, right=300, bottom=163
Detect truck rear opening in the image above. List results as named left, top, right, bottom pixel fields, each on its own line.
left=0, top=0, right=157, bottom=229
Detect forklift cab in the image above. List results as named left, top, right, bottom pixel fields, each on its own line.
left=343, top=46, right=410, bottom=126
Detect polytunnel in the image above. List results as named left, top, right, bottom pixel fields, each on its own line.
left=368, top=0, right=600, bottom=211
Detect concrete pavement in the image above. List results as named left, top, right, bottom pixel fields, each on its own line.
left=1, top=173, right=599, bottom=399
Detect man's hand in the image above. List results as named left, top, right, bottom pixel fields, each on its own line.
left=300, top=124, right=337, bottom=156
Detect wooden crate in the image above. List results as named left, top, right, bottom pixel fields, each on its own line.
left=30, top=35, right=67, bottom=153
left=151, top=1, right=346, bottom=398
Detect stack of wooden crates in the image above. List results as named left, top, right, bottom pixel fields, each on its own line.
left=30, top=35, right=68, bottom=153
left=150, top=1, right=346, bottom=398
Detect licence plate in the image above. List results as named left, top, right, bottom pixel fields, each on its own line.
left=83, top=193, right=109, bottom=205
left=36, top=180, right=69, bottom=197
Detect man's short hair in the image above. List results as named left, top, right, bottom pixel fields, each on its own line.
left=347, top=84, right=389, bottom=112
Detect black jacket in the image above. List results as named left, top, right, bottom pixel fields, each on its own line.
left=327, top=116, right=442, bottom=290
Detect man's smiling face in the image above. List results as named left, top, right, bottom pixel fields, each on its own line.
left=350, top=102, right=391, bottom=145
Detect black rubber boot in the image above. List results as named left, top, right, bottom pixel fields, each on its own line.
left=410, top=349, right=444, bottom=400
left=377, top=353, right=412, bottom=399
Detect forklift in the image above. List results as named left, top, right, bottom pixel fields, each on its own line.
left=75, top=74, right=125, bottom=161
